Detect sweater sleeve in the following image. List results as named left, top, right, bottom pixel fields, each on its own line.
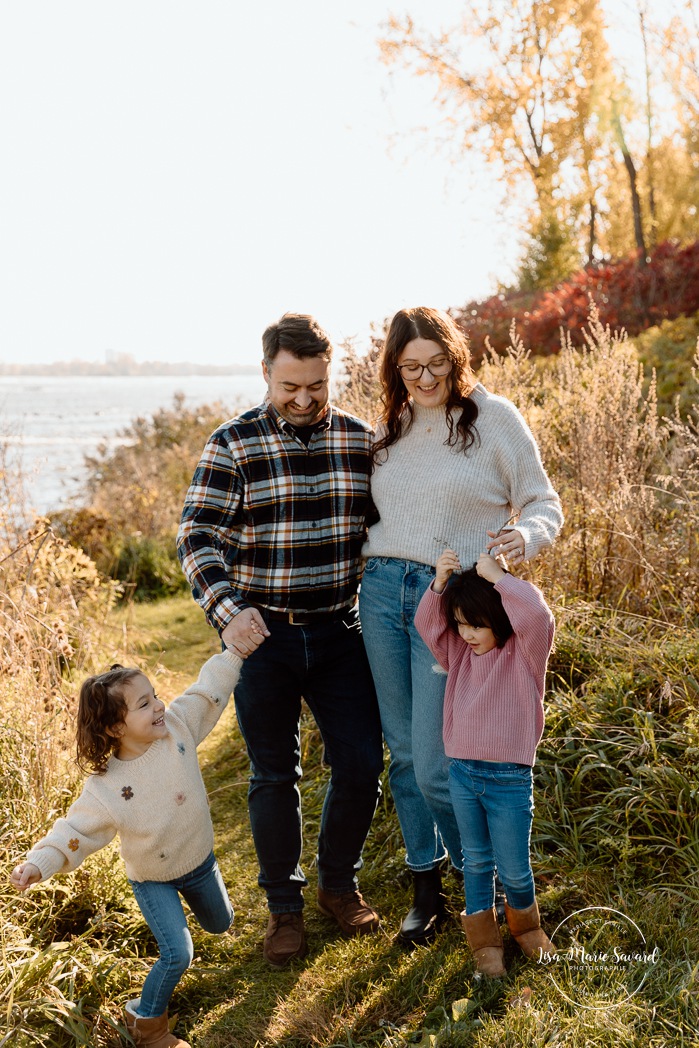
left=495, top=574, right=555, bottom=678
left=504, top=435, right=563, bottom=560
left=167, top=649, right=243, bottom=746
left=414, top=585, right=452, bottom=672
left=25, top=788, right=116, bottom=882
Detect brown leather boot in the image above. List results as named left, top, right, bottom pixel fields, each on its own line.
left=504, top=899, right=554, bottom=959
left=124, top=999, right=190, bottom=1047
left=317, top=888, right=380, bottom=935
left=263, top=911, right=307, bottom=967
left=460, top=908, right=506, bottom=977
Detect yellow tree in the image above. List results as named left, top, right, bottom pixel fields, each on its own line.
left=662, top=2, right=699, bottom=235
left=595, top=0, right=699, bottom=257
left=380, top=0, right=614, bottom=282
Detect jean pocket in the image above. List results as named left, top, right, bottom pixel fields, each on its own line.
left=491, top=767, right=531, bottom=783
left=362, top=557, right=380, bottom=575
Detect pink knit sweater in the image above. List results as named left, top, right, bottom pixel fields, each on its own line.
left=414, top=573, right=555, bottom=766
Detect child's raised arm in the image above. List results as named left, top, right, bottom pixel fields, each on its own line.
left=167, top=649, right=242, bottom=745
left=476, top=551, right=507, bottom=584
left=434, top=549, right=461, bottom=593
left=10, top=862, right=41, bottom=892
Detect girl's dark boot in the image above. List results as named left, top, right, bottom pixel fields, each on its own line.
left=397, top=866, right=446, bottom=946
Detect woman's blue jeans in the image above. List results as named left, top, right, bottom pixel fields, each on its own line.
left=449, top=758, right=535, bottom=914
left=359, top=557, right=463, bottom=872
left=129, top=851, right=233, bottom=1018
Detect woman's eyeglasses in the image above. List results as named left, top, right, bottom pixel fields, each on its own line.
left=396, top=357, right=452, bottom=380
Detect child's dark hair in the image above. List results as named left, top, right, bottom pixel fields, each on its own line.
left=442, top=566, right=514, bottom=648
left=76, top=664, right=143, bottom=775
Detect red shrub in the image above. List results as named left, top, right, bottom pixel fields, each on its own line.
left=455, top=240, right=699, bottom=360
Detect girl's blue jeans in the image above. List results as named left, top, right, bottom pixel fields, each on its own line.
left=449, top=758, right=535, bottom=914
left=129, top=851, right=233, bottom=1018
left=359, top=557, right=463, bottom=871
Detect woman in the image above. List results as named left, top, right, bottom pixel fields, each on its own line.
left=359, top=306, right=562, bottom=946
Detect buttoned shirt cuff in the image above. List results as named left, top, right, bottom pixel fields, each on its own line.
left=211, top=595, right=250, bottom=633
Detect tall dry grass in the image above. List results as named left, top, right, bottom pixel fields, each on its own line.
left=0, top=454, right=124, bottom=1046
left=477, top=308, right=696, bottom=614
left=1, top=315, right=699, bottom=1045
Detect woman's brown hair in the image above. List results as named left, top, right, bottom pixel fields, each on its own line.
left=373, top=306, right=479, bottom=460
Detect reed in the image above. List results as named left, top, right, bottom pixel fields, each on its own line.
left=1, top=314, right=699, bottom=1044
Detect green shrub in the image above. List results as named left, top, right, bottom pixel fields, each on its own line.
left=632, top=312, right=699, bottom=416
left=110, top=532, right=187, bottom=601
left=52, top=396, right=233, bottom=601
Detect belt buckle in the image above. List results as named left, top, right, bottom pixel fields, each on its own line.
left=288, top=610, right=307, bottom=625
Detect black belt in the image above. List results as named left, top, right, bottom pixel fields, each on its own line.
left=256, top=602, right=356, bottom=626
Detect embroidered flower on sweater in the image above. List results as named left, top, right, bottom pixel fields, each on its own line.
left=175, top=792, right=186, bottom=806
left=68, top=838, right=79, bottom=852
left=177, top=742, right=185, bottom=755
left=121, top=786, right=134, bottom=801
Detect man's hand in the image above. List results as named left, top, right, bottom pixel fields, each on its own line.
left=476, top=551, right=506, bottom=584
left=11, top=862, right=41, bottom=891
left=434, top=548, right=461, bottom=593
left=221, top=608, right=270, bottom=658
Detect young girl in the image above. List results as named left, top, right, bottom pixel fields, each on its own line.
left=415, top=548, right=555, bottom=977
left=11, top=649, right=242, bottom=1048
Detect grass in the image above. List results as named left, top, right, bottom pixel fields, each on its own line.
left=3, top=594, right=698, bottom=1046
left=5, top=308, right=699, bottom=1045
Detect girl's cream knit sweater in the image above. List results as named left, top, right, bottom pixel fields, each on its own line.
left=25, top=650, right=242, bottom=883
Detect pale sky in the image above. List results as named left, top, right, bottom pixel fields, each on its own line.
left=0, top=0, right=651, bottom=369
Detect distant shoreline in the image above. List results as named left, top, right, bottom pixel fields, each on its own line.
left=0, top=360, right=258, bottom=377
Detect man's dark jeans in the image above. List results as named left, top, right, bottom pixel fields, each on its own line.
left=233, top=606, right=384, bottom=913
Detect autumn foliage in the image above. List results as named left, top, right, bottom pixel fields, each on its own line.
left=454, top=239, right=699, bottom=360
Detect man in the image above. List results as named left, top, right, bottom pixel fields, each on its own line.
left=177, top=313, right=384, bottom=968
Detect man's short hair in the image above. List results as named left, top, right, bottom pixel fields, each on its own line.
left=262, top=313, right=333, bottom=366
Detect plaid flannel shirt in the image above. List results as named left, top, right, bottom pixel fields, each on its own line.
left=177, top=401, right=374, bottom=631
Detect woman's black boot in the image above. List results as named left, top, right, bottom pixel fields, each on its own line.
left=397, top=867, right=446, bottom=946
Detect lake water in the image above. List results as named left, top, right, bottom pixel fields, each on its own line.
left=0, top=374, right=267, bottom=514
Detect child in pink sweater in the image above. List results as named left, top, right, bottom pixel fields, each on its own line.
left=415, top=549, right=555, bottom=977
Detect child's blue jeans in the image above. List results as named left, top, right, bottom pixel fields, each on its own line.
left=129, top=851, right=233, bottom=1017
left=449, top=758, right=535, bottom=915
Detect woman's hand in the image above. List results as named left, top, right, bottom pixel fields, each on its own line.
left=434, top=548, right=461, bottom=593
left=486, top=528, right=525, bottom=566
left=11, top=862, right=41, bottom=891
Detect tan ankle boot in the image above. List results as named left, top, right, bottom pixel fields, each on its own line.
left=504, top=899, right=554, bottom=959
left=124, top=999, right=191, bottom=1048
left=460, top=908, right=506, bottom=977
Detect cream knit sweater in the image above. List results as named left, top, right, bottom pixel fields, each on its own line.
left=25, top=650, right=242, bottom=884
left=363, top=384, right=562, bottom=568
